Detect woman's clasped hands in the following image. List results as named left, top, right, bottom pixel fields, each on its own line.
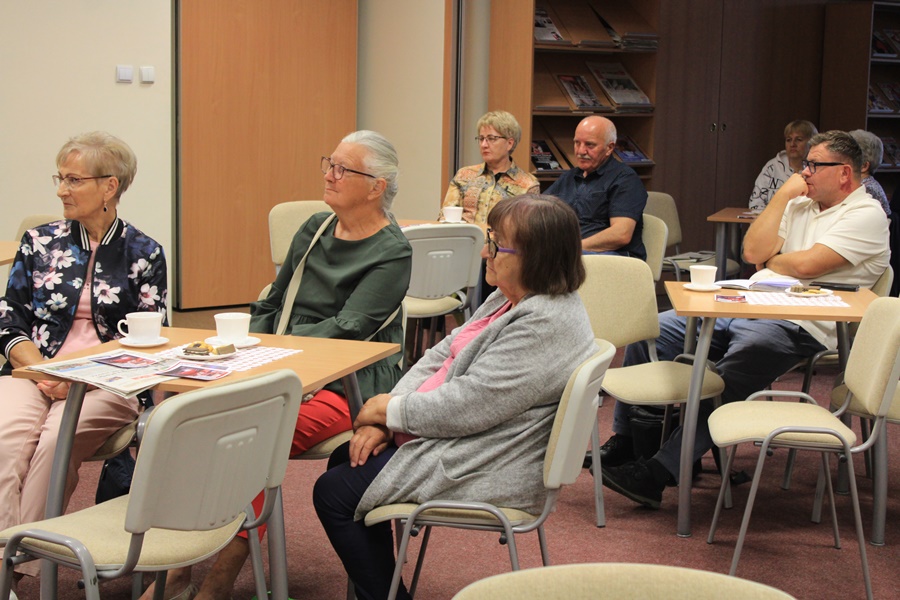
left=350, top=393, right=392, bottom=467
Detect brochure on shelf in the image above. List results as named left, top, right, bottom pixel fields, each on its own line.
left=555, top=74, right=612, bottom=111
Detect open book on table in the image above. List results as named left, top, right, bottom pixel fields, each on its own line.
left=715, top=276, right=800, bottom=292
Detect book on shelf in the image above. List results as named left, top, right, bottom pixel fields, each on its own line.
left=613, top=135, right=653, bottom=165
left=546, top=0, right=616, bottom=48
left=882, top=136, right=900, bottom=167
left=555, top=74, right=613, bottom=112
left=587, top=0, right=658, bottom=50
left=873, top=30, right=898, bottom=58
left=883, top=29, right=900, bottom=55
left=587, top=61, right=653, bottom=109
left=533, top=57, right=573, bottom=112
left=868, top=84, right=896, bottom=114
left=534, top=4, right=571, bottom=44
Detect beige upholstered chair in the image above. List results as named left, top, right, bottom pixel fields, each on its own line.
left=0, top=370, right=303, bottom=600
left=363, top=340, right=616, bottom=600
left=644, top=191, right=740, bottom=280
left=267, top=200, right=331, bottom=273
left=578, top=255, right=725, bottom=523
left=641, top=213, right=668, bottom=282
left=707, top=297, right=900, bottom=600
left=452, top=563, right=796, bottom=600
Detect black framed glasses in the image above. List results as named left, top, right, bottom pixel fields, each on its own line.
left=801, top=160, right=847, bottom=175
left=52, top=174, right=112, bottom=189
left=320, top=156, right=377, bottom=180
left=475, top=135, right=508, bottom=144
left=486, top=228, right=517, bottom=259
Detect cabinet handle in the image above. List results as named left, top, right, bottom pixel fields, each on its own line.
left=721, top=123, right=727, bottom=132
left=709, top=123, right=717, bottom=132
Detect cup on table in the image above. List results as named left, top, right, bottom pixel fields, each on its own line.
left=116, top=312, right=163, bottom=343
left=689, top=264, right=718, bottom=287
left=442, top=206, right=463, bottom=223
left=214, top=312, right=251, bottom=344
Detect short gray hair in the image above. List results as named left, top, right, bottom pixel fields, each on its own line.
left=809, top=130, right=863, bottom=177
left=341, top=130, right=399, bottom=211
left=849, top=130, right=884, bottom=174
left=56, top=131, right=137, bottom=200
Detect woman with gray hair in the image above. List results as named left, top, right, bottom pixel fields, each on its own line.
left=850, top=129, right=890, bottom=216
left=144, top=130, right=412, bottom=600
left=442, top=110, right=539, bottom=226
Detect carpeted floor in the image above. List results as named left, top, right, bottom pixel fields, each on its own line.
left=14, top=309, right=900, bottom=599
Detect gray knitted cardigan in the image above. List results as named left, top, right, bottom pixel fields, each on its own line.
left=355, top=290, right=598, bottom=519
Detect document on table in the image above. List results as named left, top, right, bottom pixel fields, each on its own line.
left=743, top=292, right=850, bottom=307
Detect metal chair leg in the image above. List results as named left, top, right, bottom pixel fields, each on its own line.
left=591, top=415, right=605, bottom=527
left=728, top=441, right=770, bottom=576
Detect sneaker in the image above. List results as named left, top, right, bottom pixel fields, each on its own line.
left=601, top=458, right=665, bottom=509
left=600, top=434, right=636, bottom=467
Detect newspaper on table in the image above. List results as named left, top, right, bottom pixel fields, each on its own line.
left=26, top=350, right=232, bottom=398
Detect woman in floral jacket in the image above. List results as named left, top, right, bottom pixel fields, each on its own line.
left=0, top=132, right=167, bottom=584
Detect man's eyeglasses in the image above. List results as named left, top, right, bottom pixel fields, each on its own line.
left=801, top=160, right=847, bottom=175
left=475, top=135, right=508, bottom=144
left=486, top=228, right=517, bottom=259
left=52, top=174, right=112, bottom=189
left=321, top=156, right=377, bottom=180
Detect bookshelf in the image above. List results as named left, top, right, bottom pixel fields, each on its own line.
left=821, top=1, right=900, bottom=193
left=489, top=0, right=659, bottom=187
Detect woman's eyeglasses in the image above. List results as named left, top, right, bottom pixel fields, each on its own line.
left=52, top=174, right=112, bottom=189
left=320, top=156, right=377, bottom=180
left=486, top=228, right=517, bottom=259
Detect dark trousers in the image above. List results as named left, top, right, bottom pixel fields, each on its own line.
left=313, top=443, right=411, bottom=600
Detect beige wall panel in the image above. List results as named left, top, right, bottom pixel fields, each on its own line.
left=179, top=0, right=357, bottom=308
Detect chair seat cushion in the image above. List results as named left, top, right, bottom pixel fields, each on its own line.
left=88, top=420, right=138, bottom=462
left=364, top=503, right=535, bottom=528
left=404, top=295, right=463, bottom=318
left=830, top=384, right=900, bottom=423
left=709, top=401, right=857, bottom=447
left=294, top=429, right=352, bottom=460
left=602, top=362, right=724, bottom=405
left=0, top=496, right=243, bottom=571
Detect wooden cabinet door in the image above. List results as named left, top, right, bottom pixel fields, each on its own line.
left=178, top=0, right=357, bottom=309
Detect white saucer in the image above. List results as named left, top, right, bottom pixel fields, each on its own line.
left=119, top=336, right=169, bottom=348
left=204, top=335, right=261, bottom=349
left=174, top=348, right=237, bottom=361
left=684, top=283, right=722, bottom=292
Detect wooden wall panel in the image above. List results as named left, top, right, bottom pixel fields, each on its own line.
left=179, top=0, right=357, bottom=308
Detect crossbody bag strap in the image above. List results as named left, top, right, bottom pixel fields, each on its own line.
left=275, top=213, right=338, bottom=335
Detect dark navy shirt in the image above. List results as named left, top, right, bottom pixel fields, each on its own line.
left=545, top=158, right=647, bottom=260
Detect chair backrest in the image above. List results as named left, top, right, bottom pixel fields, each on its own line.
left=452, top=563, right=796, bottom=599
left=644, top=191, right=682, bottom=249
left=15, top=214, right=62, bottom=240
left=640, top=213, right=668, bottom=281
left=577, top=255, right=660, bottom=348
left=544, top=339, right=616, bottom=488
left=268, top=201, right=332, bottom=270
left=124, top=370, right=303, bottom=533
left=871, top=264, right=894, bottom=297
left=402, top=224, right=485, bottom=300
left=843, top=297, right=900, bottom=419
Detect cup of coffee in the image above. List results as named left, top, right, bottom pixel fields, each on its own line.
left=689, top=265, right=718, bottom=287
left=117, top=312, right=163, bottom=343
left=442, top=206, right=463, bottom=223
left=215, top=312, right=251, bottom=344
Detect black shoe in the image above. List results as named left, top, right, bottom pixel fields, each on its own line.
left=599, top=434, right=635, bottom=468
left=601, top=458, right=665, bottom=509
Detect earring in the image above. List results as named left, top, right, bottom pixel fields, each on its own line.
left=103, top=203, right=108, bottom=213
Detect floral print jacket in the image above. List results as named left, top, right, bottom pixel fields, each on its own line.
left=0, top=218, right=167, bottom=375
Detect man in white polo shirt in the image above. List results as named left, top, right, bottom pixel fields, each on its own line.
left=601, top=130, right=890, bottom=509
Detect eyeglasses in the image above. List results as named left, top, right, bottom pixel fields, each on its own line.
left=320, top=156, right=377, bottom=180
left=485, top=228, right=517, bottom=259
left=801, top=160, right=847, bottom=175
left=52, top=174, right=112, bottom=189
left=475, top=135, right=508, bottom=144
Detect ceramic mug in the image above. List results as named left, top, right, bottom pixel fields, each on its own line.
left=442, top=206, right=463, bottom=223
left=116, top=312, right=163, bottom=343
left=214, top=312, right=251, bottom=344
left=689, top=265, right=718, bottom=287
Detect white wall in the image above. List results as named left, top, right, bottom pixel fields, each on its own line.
left=358, top=0, right=448, bottom=220
left=0, top=1, right=173, bottom=294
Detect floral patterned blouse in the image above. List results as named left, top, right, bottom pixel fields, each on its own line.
left=441, top=161, right=539, bottom=226
left=0, top=218, right=167, bottom=374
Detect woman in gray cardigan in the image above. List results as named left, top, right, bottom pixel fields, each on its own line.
left=314, top=194, right=598, bottom=600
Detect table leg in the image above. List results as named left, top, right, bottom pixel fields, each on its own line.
left=678, top=317, right=716, bottom=537
left=266, top=488, right=289, bottom=600
left=715, top=223, right=727, bottom=281
left=40, top=381, right=87, bottom=600
left=835, top=322, right=852, bottom=494
left=341, top=373, right=364, bottom=422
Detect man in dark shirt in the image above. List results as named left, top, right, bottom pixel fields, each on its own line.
left=545, top=115, right=647, bottom=259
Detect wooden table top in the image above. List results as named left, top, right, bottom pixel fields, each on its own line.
left=665, top=281, right=876, bottom=322
left=12, top=327, right=400, bottom=395
left=706, top=207, right=759, bottom=223
left=0, top=240, right=19, bottom=266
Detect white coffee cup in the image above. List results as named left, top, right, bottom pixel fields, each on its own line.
left=215, top=312, right=251, bottom=344
left=689, top=265, right=718, bottom=287
left=442, top=206, right=463, bottom=223
left=117, top=312, right=163, bottom=343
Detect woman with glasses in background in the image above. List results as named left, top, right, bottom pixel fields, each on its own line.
left=314, top=194, right=597, bottom=600
left=0, top=131, right=167, bottom=594
left=145, top=130, right=412, bottom=600
left=441, top=110, right=539, bottom=226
